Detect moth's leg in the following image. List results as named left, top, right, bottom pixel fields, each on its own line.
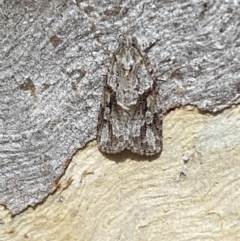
left=143, top=39, right=159, bottom=53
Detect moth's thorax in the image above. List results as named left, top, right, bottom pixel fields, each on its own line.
left=110, top=46, right=153, bottom=109
left=118, top=47, right=137, bottom=72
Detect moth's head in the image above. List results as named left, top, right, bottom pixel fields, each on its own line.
left=118, top=35, right=138, bottom=74
left=122, top=35, right=138, bottom=48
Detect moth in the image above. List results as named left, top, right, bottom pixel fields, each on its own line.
left=97, top=35, right=162, bottom=155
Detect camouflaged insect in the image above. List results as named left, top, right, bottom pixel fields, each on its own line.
left=97, top=36, right=162, bottom=155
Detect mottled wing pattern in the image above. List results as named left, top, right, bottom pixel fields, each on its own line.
left=97, top=36, right=162, bottom=155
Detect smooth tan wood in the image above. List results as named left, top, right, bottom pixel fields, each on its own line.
left=1, top=106, right=240, bottom=241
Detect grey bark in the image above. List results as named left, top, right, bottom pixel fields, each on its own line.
left=0, top=0, right=239, bottom=214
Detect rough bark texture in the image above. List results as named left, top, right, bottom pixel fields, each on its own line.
left=0, top=0, right=239, bottom=234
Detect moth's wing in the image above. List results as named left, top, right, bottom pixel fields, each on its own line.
left=97, top=36, right=162, bottom=156
left=127, top=59, right=163, bottom=156
left=97, top=85, right=128, bottom=154
left=127, top=90, right=162, bottom=155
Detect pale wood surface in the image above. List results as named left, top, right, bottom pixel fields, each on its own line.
left=1, top=106, right=240, bottom=241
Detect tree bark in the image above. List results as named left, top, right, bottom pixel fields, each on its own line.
left=0, top=0, right=240, bottom=240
